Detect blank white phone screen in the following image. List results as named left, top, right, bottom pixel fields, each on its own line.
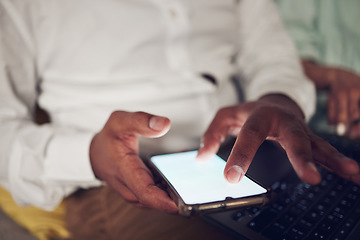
left=151, top=151, right=267, bottom=205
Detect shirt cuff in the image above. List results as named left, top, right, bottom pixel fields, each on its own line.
left=45, top=130, right=102, bottom=187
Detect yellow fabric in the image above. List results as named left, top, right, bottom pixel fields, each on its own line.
left=0, top=186, right=71, bottom=240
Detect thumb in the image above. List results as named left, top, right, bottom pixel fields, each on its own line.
left=110, top=111, right=170, bottom=138
left=147, top=115, right=171, bottom=138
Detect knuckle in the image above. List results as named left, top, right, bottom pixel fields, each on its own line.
left=286, top=126, right=308, bottom=139
left=123, top=194, right=138, bottom=203
left=134, top=111, right=147, bottom=117
left=292, top=150, right=311, bottom=161
left=256, top=104, right=281, bottom=115
left=136, top=194, right=147, bottom=206
left=217, top=106, right=237, bottom=120
left=232, top=151, right=250, bottom=161
left=137, top=191, right=152, bottom=207
left=132, top=111, right=151, bottom=127
left=242, top=122, right=262, bottom=140
left=230, top=151, right=251, bottom=168
left=109, top=110, right=125, bottom=120
left=216, top=108, right=227, bottom=116
left=116, top=133, right=137, bottom=143
left=254, top=104, right=293, bottom=123
left=242, top=116, right=270, bottom=140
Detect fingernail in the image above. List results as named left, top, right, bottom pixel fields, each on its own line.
left=196, top=155, right=205, bottom=162
left=149, top=116, right=165, bottom=131
left=336, top=123, right=346, bottom=136
left=225, top=166, right=244, bottom=184
left=196, top=152, right=209, bottom=162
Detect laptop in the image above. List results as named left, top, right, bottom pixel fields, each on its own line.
left=203, top=133, right=360, bottom=240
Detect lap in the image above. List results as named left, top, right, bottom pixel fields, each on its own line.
left=65, top=186, right=236, bottom=240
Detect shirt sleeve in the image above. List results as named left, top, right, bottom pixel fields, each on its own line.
left=0, top=1, right=101, bottom=211
left=274, top=0, right=322, bottom=61
left=236, top=0, right=316, bottom=121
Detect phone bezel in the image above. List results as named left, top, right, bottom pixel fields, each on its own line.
left=146, top=151, right=272, bottom=216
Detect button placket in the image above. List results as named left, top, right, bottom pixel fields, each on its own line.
left=152, top=0, right=191, bottom=72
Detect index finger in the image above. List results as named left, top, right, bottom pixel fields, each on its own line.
left=336, top=91, right=349, bottom=135
left=196, top=107, right=244, bottom=162
left=225, top=113, right=271, bottom=183
left=118, top=155, right=178, bottom=213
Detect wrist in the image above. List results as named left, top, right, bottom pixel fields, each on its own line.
left=302, top=60, right=332, bottom=89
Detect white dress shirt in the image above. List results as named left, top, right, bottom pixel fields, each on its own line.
left=0, top=0, right=315, bottom=210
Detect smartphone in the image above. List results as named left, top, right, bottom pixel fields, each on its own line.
left=148, top=150, right=271, bottom=216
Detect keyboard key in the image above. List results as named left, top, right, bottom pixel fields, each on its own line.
left=325, top=173, right=335, bottom=181
left=330, top=221, right=354, bottom=240
left=270, top=202, right=285, bottom=213
left=262, top=221, right=286, bottom=239
left=247, top=209, right=277, bottom=232
left=305, top=191, right=316, bottom=201
left=319, top=196, right=332, bottom=207
left=332, top=211, right=345, bottom=220
left=278, top=213, right=296, bottom=228
left=238, top=164, right=360, bottom=240
left=350, top=185, right=360, bottom=194
left=326, top=214, right=342, bottom=225
left=339, top=199, right=352, bottom=210
left=309, top=229, right=331, bottom=240
left=298, top=219, right=314, bottom=230
left=326, top=189, right=339, bottom=199
left=281, top=234, right=302, bottom=240
left=290, top=225, right=307, bottom=239
left=344, top=193, right=358, bottom=203
left=232, top=211, right=244, bottom=222
left=278, top=196, right=294, bottom=206
left=247, top=207, right=260, bottom=217
left=296, top=199, right=311, bottom=211
left=311, top=185, right=322, bottom=194
left=314, top=203, right=326, bottom=214
left=347, top=207, right=360, bottom=223
left=318, top=219, right=337, bottom=232
left=289, top=206, right=303, bottom=216
left=304, top=210, right=323, bottom=224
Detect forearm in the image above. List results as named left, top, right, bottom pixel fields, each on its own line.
left=0, top=117, right=102, bottom=210
left=237, top=0, right=316, bottom=121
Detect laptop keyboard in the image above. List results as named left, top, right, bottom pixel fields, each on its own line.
left=205, top=135, right=360, bottom=240
left=240, top=169, right=360, bottom=240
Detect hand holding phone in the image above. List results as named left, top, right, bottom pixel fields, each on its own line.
left=148, top=151, right=271, bottom=216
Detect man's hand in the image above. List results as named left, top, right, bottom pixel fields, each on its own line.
left=197, top=94, right=360, bottom=185
left=327, top=70, right=360, bottom=138
left=89, top=111, right=178, bottom=213
left=302, top=60, right=360, bottom=138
